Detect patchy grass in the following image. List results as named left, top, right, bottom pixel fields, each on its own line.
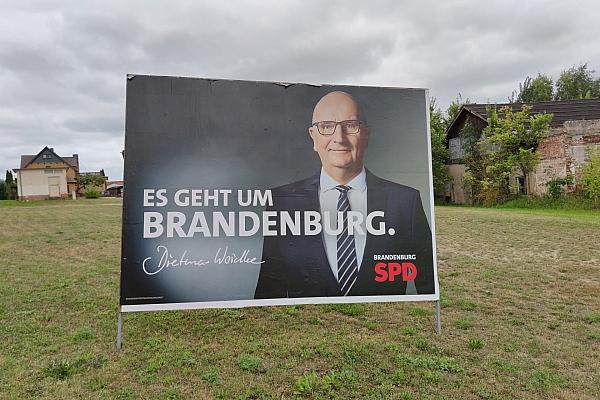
left=294, top=369, right=356, bottom=397
left=468, top=338, right=484, bottom=350
left=396, top=353, right=463, bottom=373
left=584, top=312, right=600, bottom=323
left=41, top=354, right=104, bottom=380
left=295, top=371, right=319, bottom=396
left=42, top=359, right=78, bottom=380
left=72, top=327, right=96, bottom=342
left=0, top=199, right=44, bottom=207
left=495, top=194, right=599, bottom=211
left=454, top=318, right=474, bottom=330
left=238, top=355, right=262, bottom=372
left=0, top=200, right=599, bottom=398
left=456, top=300, right=477, bottom=311
left=408, top=307, right=433, bottom=317
left=400, top=326, right=417, bottom=336
left=587, top=331, right=600, bottom=341
left=325, top=303, right=368, bottom=317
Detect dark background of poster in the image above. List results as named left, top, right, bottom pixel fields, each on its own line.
left=121, top=75, right=432, bottom=305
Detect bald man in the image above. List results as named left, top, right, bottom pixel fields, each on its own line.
left=254, top=91, right=434, bottom=299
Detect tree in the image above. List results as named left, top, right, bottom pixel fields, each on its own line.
left=446, top=93, right=471, bottom=125
left=486, top=105, right=552, bottom=195
left=4, top=170, right=17, bottom=200
left=511, top=74, right=554, bottom=103
left=463, top=107, right=515, bottom=206
left=462, top=105, right=552, bottom=205
left=555, top=64, right=600, bottom=100
left=77, top=174, right=106, bottom=191
left=0, top=180, right=7, bottom=200
left=77, top=174, right=106, bottom=199
left=581, top=147, right=600, bottom=207
left=429, top=98, right=451, bottom=198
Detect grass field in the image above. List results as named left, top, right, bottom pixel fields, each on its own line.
left=0, top=199, right=599, bottom=399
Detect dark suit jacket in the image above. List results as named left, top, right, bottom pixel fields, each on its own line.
left=254, top=170, right=435, bottom=298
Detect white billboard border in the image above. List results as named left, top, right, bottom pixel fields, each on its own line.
left=121, top=293, right=439, bottom=312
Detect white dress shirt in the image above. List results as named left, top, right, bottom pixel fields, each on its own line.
left=319, top=168, right=367, bottom=280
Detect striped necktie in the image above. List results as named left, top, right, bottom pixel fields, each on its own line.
left=335, top=185, right=358, bottom=296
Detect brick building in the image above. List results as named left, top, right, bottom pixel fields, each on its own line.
left=445, top=99, right=600, bottom=203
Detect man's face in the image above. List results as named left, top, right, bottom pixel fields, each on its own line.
left=308, top=92, right=369, bottom=174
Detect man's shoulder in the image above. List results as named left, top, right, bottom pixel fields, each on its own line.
left=265, top=175, right=318, bottom=212
left=367, top=171, right=421, bottom=198
left=267, top=170, right=423, bottom=198
left=269, top=174, right=319, bottom=196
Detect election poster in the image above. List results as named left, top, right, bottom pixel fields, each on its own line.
left=120, top=75, right=439, bottom=312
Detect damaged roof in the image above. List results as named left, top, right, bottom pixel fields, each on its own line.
left=460, top=98, right=600, bottom=128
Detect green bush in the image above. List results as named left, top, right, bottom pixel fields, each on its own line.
left=546, top=176, right=572, bottom=199
left=495, top=193, right=597, bottom=210
left=582, top=147, right=600, bottom=207
left=84, top=189, right=100, bottom=199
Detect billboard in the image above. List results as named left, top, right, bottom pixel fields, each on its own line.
left=120, top=75, right=439, bottom=312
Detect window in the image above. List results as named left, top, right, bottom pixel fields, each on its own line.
left=449, top=137, right=464, bottom=160
left=516, top=177, right=526, bottom=194
left=42, top=154, right=52, bottom=159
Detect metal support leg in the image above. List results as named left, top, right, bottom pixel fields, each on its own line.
left=435, top=300, right=442, bottom=335
left=116, top=311, right=123, bottom=351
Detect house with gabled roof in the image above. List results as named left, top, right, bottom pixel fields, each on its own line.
left=13, top=147, right=106, bottom=200
left=445, top=99, right=600, bottom=203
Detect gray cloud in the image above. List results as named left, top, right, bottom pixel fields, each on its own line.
left=1, top=0, right=600, bottom=180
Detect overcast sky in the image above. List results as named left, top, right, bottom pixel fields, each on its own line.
left=2, top=1, right=599, bottom=180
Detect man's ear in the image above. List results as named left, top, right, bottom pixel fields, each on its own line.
left=308, top=127, right=317, bottom=151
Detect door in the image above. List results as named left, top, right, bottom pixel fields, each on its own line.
left=48, top=176, right=60, bottom=198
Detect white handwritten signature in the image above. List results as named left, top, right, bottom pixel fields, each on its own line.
left=142, top=245, right=264, bottom=276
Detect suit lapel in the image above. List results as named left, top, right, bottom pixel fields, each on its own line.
left=302, top=172, right=340, bottom=292
left=352, top=171, right=387, bottom=293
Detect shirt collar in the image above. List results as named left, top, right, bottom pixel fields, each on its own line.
left=320, top=167, right=367, bottom=193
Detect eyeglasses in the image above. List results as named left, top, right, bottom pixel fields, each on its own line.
left=312, top=120, right=362, bottom=135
